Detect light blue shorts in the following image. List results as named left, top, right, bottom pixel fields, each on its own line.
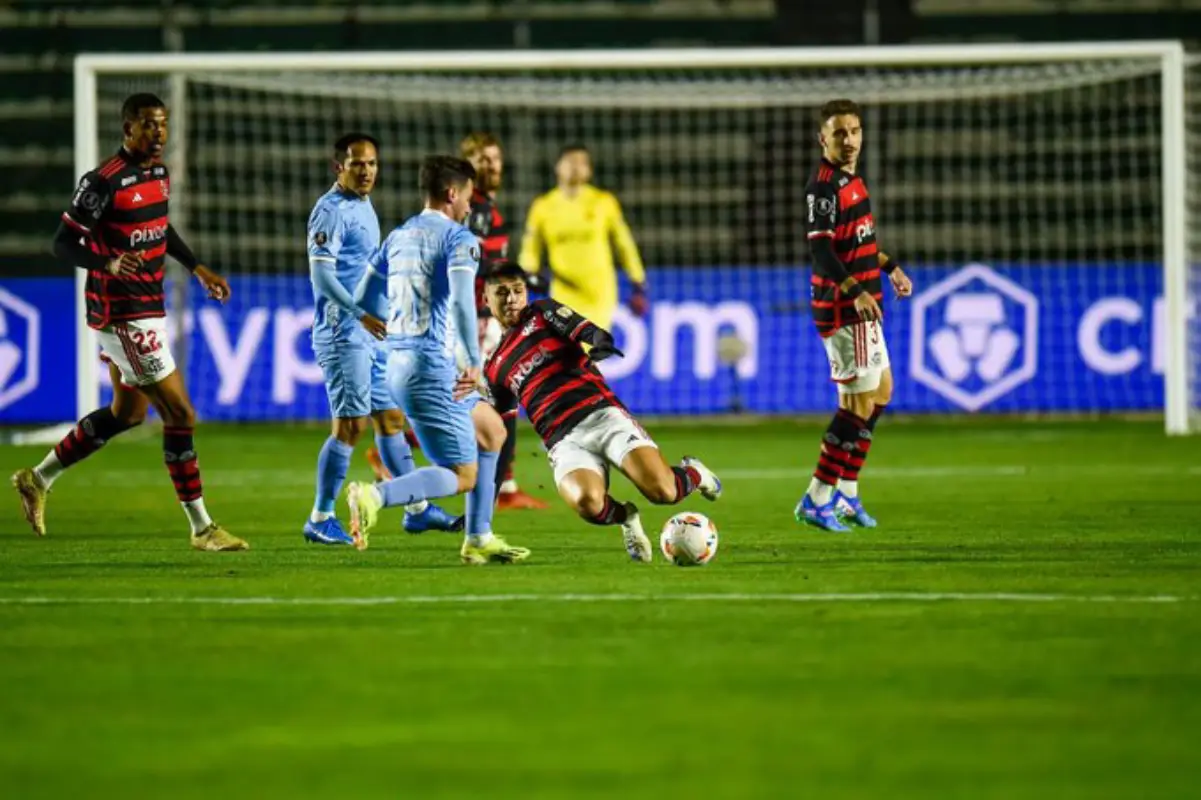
left=386, top=349, right=478, bottom=467
left=314, top=333, right=399, bottom=419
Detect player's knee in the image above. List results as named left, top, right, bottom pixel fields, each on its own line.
left=453, top=465, right=478, bottom=493
left=158, top=398, right=196, bottom=428
left=110, top=401, right=146, bottom=428
left=373, top=410, right=406, bottom=437
left=875, top=383, right=893, bottom=407
left=333, top=416, right=368, bottom=444
left=475, top=413, right=507, bottom=452
left=843, top=393, right=874, bottom=421
left=575, top=488, right=607, bottom=519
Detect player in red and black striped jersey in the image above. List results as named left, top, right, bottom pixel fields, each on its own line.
left=469, top=262, right=721, bottom=562
left=11, top=93, right=246, bottom=552
left=797, top=98, right=913, bottom=533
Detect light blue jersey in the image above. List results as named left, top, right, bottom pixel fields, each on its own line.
left=368, top=209, right=480, bottom=365
left=307, top=184, right=380, bottom=342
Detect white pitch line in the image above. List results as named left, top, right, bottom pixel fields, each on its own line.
left=721, top=465, right=1028, bottom=480
left=0, top=592, right=1190, bottom=606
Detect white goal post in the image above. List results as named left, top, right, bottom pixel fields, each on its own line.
left=72, top=42, right=1194, bottom=432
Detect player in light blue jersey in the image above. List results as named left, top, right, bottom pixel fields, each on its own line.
left=347, top=155, right=529, bottom=564
left=304, top=134, right=456, bottom=546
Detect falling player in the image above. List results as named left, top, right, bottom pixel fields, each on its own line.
left=346, top=156, right=529, bottom=564
left=303, top=133, right=457, bottom=546
left=797, top=98, right=913, bottom=532
left=519, top=144, right=649, bottom=330
left=470, top=262, right=721, bottom=562
left=11, top=93, right=246, bottom=551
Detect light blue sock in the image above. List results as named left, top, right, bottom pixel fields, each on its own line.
left=379, top=466, right=459, bottom=508
left=314, top=437, right=353, bottom=516
left=466, top=450, right=499, bottom=535
left=375, top=431, right=415, bottom=478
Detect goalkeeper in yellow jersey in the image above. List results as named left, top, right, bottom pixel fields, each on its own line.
left=518, top=144, right=648, bottom=329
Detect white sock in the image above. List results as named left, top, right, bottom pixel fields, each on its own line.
left=837, top=479, right=858, bottom=499
left=310, top=509, right=333, bottom=523
left=466, top=531, right=494, bottom=548
left=806, top=477, right=836, bottom=506
left=183, top=498, right=213, bottom=535
left=404, top=500, right=429, bottom=514
left=499, top=479, right=518, bottom=495
left=34, top=452, right=64, bottom=489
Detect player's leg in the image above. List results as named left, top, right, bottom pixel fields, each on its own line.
left=305, top=339, right=371, bottom=545
left=833, top=321, right=890, bottom=527
left=368, top=350, right=458, bottom=534
left=12, top=361, right=147, bottom=535
left=600, top=408, right=721, bottom=504
left=459, top=401, right=530, bottom=565
left=481, top=313, right=546, bottom=511
left=797, top=324, right=875, bottom=533
left=345, top=352, right=484, bottom=552
left=138, top=356, right=247, bottom=551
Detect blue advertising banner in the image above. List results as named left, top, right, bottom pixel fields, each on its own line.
left=0, top=264, right=1176, bottom=423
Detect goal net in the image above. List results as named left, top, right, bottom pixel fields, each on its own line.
left=78, top=45, right=1196, bottom=431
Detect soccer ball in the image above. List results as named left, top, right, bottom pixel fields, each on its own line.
left=659, top=512, right=719, bottom=567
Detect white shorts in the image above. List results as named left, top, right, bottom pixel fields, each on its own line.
left=96, top=317, right=176, bottom=388
left=823, top=320, right=890, bottom=395
left=547, top=406, right=658, bottom=487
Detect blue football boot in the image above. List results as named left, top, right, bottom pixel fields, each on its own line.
left=403, top=503, right=461, bottom=534
left=303, top=517, right=355, bottom=545
left=833, top=491, right=878, bottom=528
left=794, top=494, right=851, bottom=533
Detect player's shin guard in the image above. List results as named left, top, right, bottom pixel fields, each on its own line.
left=465, top=450, right=499, bottom=544
left=37, top=408, right=139, bottom=488
left=495, top=413, right=518, bottom=498
left=671, top=465, right=702, bottom=502
left=584, top=496, right=630, bottom=526
left=164, top=426, right=212, bottom=535
left=839, top=405, right=884, bottom=498
left=808, top=409, right=865, bottom=505
left=375, top=431, right=430, bottom=514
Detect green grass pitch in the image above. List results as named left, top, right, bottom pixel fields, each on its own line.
left=1, top=418, right=1199, bottom=799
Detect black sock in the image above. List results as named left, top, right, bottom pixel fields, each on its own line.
left=671, top=465, right=701, bottom=502
left=53, top=407, right=137, bottom=468
left=585, top=497, right=629, bottom=526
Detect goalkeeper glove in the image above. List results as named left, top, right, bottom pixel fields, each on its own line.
left=628, top=283, right=649, bottom=317
left=525, top=271, right=550, bottom=294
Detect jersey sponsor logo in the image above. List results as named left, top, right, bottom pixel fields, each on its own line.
left=0, top=286, right=41, bottom=411
left=121, top=175, right=137, bottom=187
left=910, top=264, right=1038, bottom=411
left=507, top=347, right=551, bottom=395
left=129, top=223, right=168, bottom=247
left=855, top=218, right=875, bottom=242
left=521, top=319, right=538, bottom=338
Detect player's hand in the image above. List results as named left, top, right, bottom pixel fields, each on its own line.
left=588, top=332, right=625, bottom=362
left=360, top=313, right=387, bottom=341
left=628, top=284, right=649, bottom=318
left=194, top=265, right=231, bottom=303
left=105, top=252, right=142, bottom=277
left=854, top=292, right=883, bottom=322
left=525, top=271, right=550, bottom=293
left=453, top=366, right=482, bottom=401
left=889, top=267, right=913, bottom=298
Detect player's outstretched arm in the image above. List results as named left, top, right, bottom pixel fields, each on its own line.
left=534, top=298, right=623, bottom=360
left=606, top=192, right=649, bottom=316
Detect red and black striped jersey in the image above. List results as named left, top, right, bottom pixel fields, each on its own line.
left=467, top=187, right=511, bottom=315
left=485, top=299, right=624, bottom=448
left=804, top=158, right=882, bottom=337
left=60, top=148, right=171, bottom=329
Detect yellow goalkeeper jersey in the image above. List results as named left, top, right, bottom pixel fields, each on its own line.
left=518, top=184, right=645, bottom=329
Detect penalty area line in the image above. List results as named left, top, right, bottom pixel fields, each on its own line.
left=0, top=592, right=1191, bottom=606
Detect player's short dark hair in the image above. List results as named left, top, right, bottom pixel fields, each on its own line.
left=460, top=131, right=501, bottom=158
left=484, top=260, right=528, bottom=285
left=419, top=155, right=476, bottom=201
left=556, top=143, right=589, bottom=161
left=817, top=99, right=861, bottom=128
left=121, top=93, right=166, bottom=121
left=332, top=132, right=380, bottom=163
